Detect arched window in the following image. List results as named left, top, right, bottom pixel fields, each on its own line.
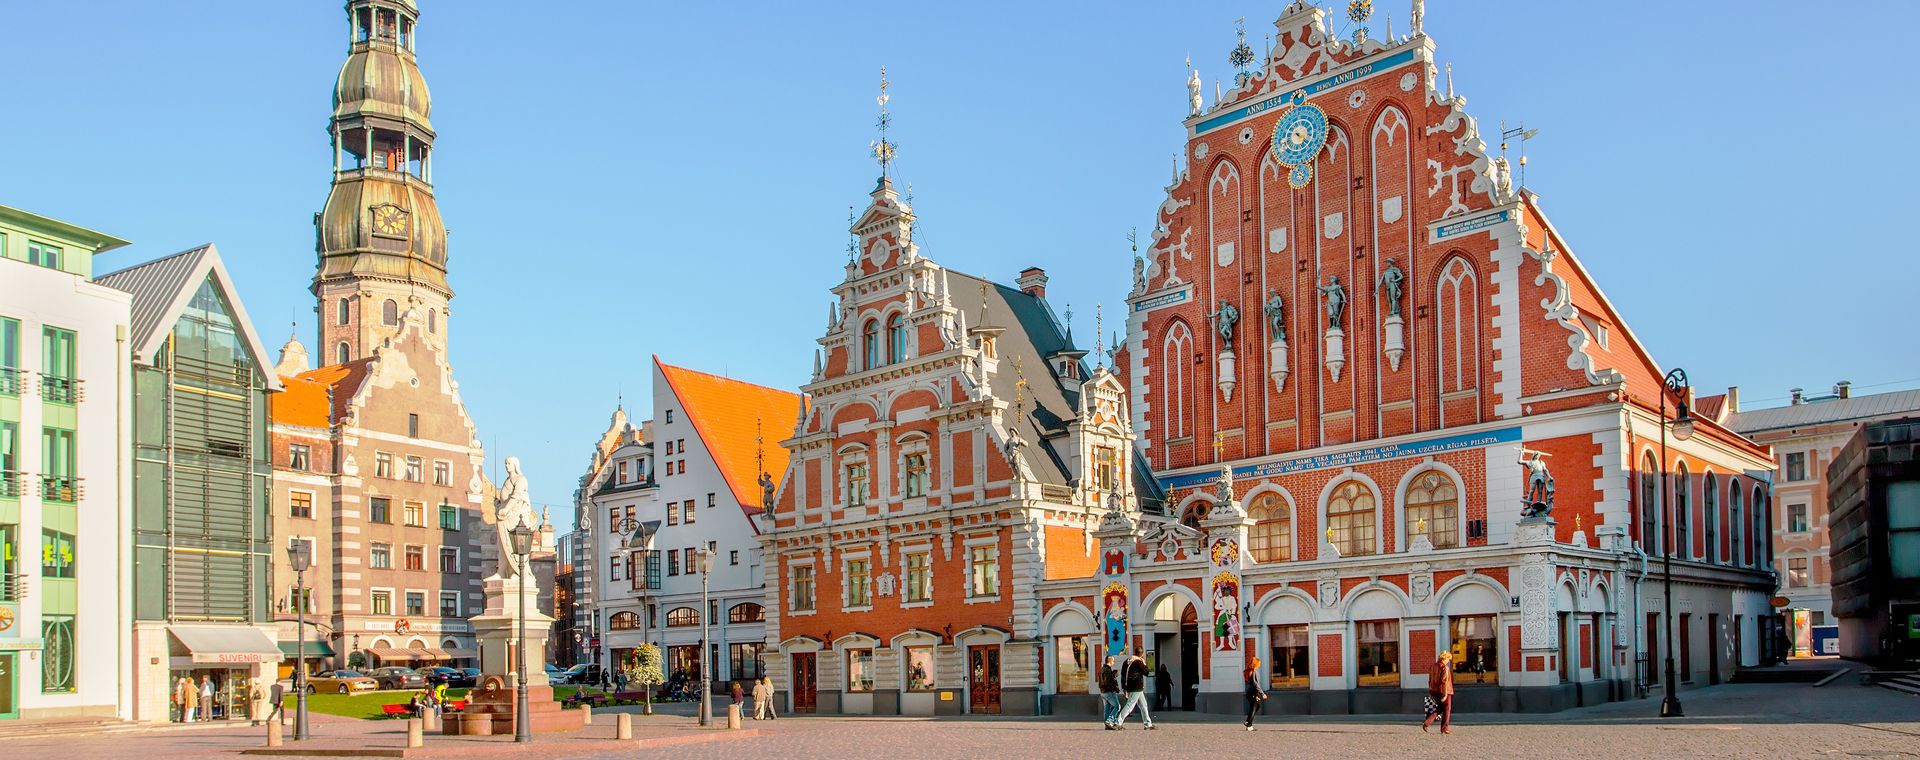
left=336, top=297, right=350, bottom=326
left=1162, top=322, right=1193, bottom=441
left=1248, top=492, right=1292, bottom=562
left=1435, top=258, right=1481, bottom=425
left=1703, top=473, right=1719, bottom=564
left=1728, top=481, right=1744, bottom=567
left=665, top=606, right=700, bottom=627
left=729, top=603, right=766, bottom=624
left=887, top=314, right=907, bottom=364
left=1640, top=453, right=1659, bottom=557
left=1405, top=470, right=1460, bottom=549
left=336, top=342, right=350, bottom=365
left=382, top=299, right=399, bottom=326
left=1753, top=485, right=1769, bottom=568
left=1674, top=462, right=1691, bottom=560
left=427, top=308, right=437, bottom=334
left=863, top=320, right=880, bottom=370
left=609, top=611, right=639, bottom=630
left=1179, top=500, right=1209, bottom=530
left=1327, top=480, right=1377, bottom=557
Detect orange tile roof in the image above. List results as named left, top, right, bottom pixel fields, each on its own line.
left=272, top=359, right=374, bottom=428
left=656, top=357, right=806, bottom=519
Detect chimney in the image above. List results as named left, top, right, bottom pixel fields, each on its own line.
left=1790, top=387, right=1804, bottom=405
left=1835, top=380, right=1852, bottom=399
left=1726, top=386, right=1740, bottom=415
left=1016, top=267, right=1048, bottom=299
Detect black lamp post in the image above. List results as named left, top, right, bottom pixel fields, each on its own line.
left=286, top=538, right=312, bottom=740
left=1658, top=368, right=1695, bottom=718
left=697, top=547, right=714, bottom=727
left=510, top=519, right=535, bottom=742
left=622, top=519, right=658, bottom=716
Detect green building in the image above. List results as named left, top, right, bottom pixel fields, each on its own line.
left=97, top=243, right=284, bottom=723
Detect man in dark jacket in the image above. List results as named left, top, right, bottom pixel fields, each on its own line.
left=1098, top=656, right=1122, bottom=729
left=1112, top=654, right=1154, bottom=729
left=1154, top=663, right=1172, bottom=711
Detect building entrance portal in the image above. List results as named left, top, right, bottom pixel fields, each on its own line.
left=1151, top=596, right=1199, bottom=711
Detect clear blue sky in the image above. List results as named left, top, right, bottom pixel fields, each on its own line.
left=7, top=2, right=1917, bottom=527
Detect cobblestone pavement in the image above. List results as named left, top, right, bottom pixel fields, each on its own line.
left=7, top=681, right=1915, bottom=759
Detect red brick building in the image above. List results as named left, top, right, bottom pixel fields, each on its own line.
left=1066, top=2, right=1778, bottom=714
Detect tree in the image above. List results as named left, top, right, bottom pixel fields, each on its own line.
left=624, top=643, right=664, bottom=688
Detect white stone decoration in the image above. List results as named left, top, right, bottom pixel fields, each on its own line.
left=1317, top=579, right=1341, bottom=608
left=1348, top=89, right=1367, bottom=109
left=877, top=572, right=897, bottom=597
left=1382, top=314, right=1406, bottom=371
left=1217, top=348, right=1237, bottom=401
left=1239, top=126, right=1256, bottom=145
left=1400, top=71, right=1418, bottom=91
left=1323, top=326, right=1347, bottom=382
left=1268, top=227, right=1288, bottom=253
left=1380, top=195, right=1403, bottom=224
left=1411, top=573, right=1434, bottom=602
left=1322, top=212, right=1344, bottom=239
left=1215, top=241, right=1235, bottom=268
left=1268, top=338, right=1289, bottom=392
left=1517, top=560, right=1553, bottom=649
left=1194, top=142, right=1210, bottom=160
left=1408, top=531, right=1432, bottom=554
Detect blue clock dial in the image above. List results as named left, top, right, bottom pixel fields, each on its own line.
left=1288, top=163, right=1314, bottom=190
left=1271, top=102, right=1329, bottom=168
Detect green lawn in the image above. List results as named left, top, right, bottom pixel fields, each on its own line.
left=281, top=685, right=588, bottom=720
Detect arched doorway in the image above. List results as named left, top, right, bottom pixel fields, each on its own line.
left=1150, top=595, right=1199, bottom=711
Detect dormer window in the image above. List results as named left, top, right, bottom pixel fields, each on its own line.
left=887, top=314, right=908, bottom=364
left=863, top=320, right=881, bottom=370
left=903, top=453, right=928, bottom=498
left=980, top=335, right=997, bottom=359
left=1093, top=446, right=1118, bottom=493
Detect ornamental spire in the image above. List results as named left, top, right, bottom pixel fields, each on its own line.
left=870, top=66, right=897, bottom=179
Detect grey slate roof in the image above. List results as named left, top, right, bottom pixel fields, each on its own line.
left=1724, top=388, right=1920, bottom=434
left=95, top=243, right=283, bottom=391
left=942, top=269, right=1081, bottom=489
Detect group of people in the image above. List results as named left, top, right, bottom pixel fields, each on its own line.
left=741, top=675, right=779, bottom=720
left=407, top=681, right=453, bottom=718
left=1096, top=651, right=1457, bottom=735
left=170, top=674, right=217, bottom=722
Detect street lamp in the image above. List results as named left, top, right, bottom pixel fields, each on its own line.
left=1658, top=367, right=1694, bottom=718
left=509, top=518, right=536, bottom=743
left=286, top=538, right=312, bottom=741
left=622, top=519, right=658, bottom=715
left=696, top=547, right=714, bottom=727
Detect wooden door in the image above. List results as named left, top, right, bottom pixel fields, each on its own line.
left=968, top=645, right=1001, bottom=715
left=791, top=653, right=816, bottom=713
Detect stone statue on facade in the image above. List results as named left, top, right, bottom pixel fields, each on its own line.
left=1319, top=276, right=1348, bottom=329
left=1517, top=448, right=1555, bottom=518
left=1188, top=67, right=1204, bottom=116
left=1208, top=300, right=1240, bottom=343
left=1214, top=463, right=1235, bottom=506
left=1378, top=258, right=1406, bottom=318
left=1132, top=255, right=1147, bottom=293
left=759, top=471, right=777, bottom=517
left=492, top=456, right=537, bottom=579
left=1410, top=0, right=1425, bottom=36
left=1263, top=290, right=1286, bottom=340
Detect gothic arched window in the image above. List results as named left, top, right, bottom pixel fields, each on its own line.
left=1327, top=480, right=1377, bottom=557
left=1728, top=479, right=1744, bottom=566
left=382, top=299, right=399, bottom=326
left=863, top=320, right=880, bottom=371
left=1703, top=473, right=1719, bottom=564
left=1248, top=493, right=1292, bottom=563
left=887, top=314, right=907, bottom=364
left=1405, top=470, right=1460, bottom=549
left=1674, top=462, right=1691, bottom=560
left=1162, top=322, right=1193, bottom=442
left=1640, top=453, right=1660, bottom=557
left=1435, top=257, right=1480, bottom=426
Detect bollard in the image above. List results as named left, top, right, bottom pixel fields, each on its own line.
left=407, top=718, right=424, bottom=748
left=726, top=703, right=741, bottom=730
left=423, top=710, right=440, bottom=732
left=616, top=712, right=633, bottom=740
left=581, top=704, right=592, bottom=726
left=266, top=720, right=283, bottom=748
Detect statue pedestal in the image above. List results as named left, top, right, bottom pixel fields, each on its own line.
left=1268, top=339, right=1289, bottom=391
left=464, top=574, right=583, bottom=733
left=1511, top=516, right=1556, bottom=547
left=1216, top=349, right=1237, bottom=401
left=1323, top=327, right=1346, bottom=382
left=1382, top=315, right=1405, bottom=371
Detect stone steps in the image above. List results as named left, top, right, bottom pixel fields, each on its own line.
left=1880, top=674, right=1920, bottom=696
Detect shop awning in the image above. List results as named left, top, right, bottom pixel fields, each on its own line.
left=443, top=648, right=478, bottom=660
left=278, top=639, right=335, bottom=658
left=170, top=625, right=284, bottom=665
left=366, top=647, right=450, bottom=661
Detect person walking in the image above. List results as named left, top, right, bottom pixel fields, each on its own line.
left=1243, top=656, right=1267, bottom=731
left=1112, top=653, right=1154, bottom=730
left=731, top=680, right=745, bottom=707
left=751, top=675, right=770, bottom=719
left=758, top=676, right=779, bottom=720
left=1422, top=653, right=1455, bottom=734
left=198, top=674, right=216, bottom=722
left=1098, top=656, right=1122, bottom=729
left=614, top=668, right=629, bottom=696
left=1153, top=662, right=1172, bottom=711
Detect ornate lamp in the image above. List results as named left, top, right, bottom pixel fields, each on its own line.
left=509, top=518, right=534, bottom=742
left=287, top=538, right=313, bottom=740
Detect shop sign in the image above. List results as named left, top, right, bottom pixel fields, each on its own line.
left=0, top=603, right=16, bottom=637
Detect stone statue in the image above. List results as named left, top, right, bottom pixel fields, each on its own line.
left=1490, top=156, right=1514, bottom=201
left=1214, top=462, right=1235, bottom=506
left=1132, top=255, right=1147, bottom=293
left=1263, top=290, right=1286, bottom=340
left=1318, top=276, right=1348, bottom=329
left=1208, top=300, right=1240, bottom=343
left=758, top=470, right=777, bottom=516
left=1410, top=0, right=1425, bottom=35
left=492, top=456, right=537, bottom=579
left=1517, top=448, right=1555, bottom=518
left=1188, top=67, right=1203, bottom=116
left=1378, top=258, right=1405, bottom=318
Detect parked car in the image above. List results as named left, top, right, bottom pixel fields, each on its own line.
left=306, top=670, right=379, bottom=695
left=368, top=666, right=427, bottom=690
left=561, top=663, right=602, bottom=686
left=545, top=664, right=567, bottom=683
left=420, top=666, right=476, bottom=688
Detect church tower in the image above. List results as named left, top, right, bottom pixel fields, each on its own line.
left=313, top=0, right=449, bottom=366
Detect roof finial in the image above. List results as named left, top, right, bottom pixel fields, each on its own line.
left=846, top=205, right=857, bottom=263
left=1445, top=61, right=1454, bottom=98
left=1094, top=304, right=1105, bottom=369
left=870, top=65, right=897, bottom=178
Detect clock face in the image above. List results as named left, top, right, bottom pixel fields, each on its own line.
left=1270, top=96, right=1330, bottom=170
left=371, top=204, right=410, bottom=237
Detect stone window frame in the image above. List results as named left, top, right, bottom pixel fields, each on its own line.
left=896, top=433, right=931, bottom=501
left=841, top=549, right=874, bottom=612
left=900, top=545, right=935, bottom=608
left=1396, top=464, right=1463, bottom=551
left=1246, top=489, right=1294, bottom=563
left=963, top=535, right=1000, bottom=604
left=1319, top=473, right=1382, bottom=558
left=788, top=556, right=817, bottom=617
left=369, top=587, right=394, bottom=616
left=838, top=444, right=871, bottom=510
left=369, top=541, right=393, bottom=570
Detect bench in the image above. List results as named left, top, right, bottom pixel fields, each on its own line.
left=445, top=699, right=466, bottom=713
left=380, top=704, right=414, bottom=718
left=562, top=691, right=608, bottom=708
left=610, top=691, right=648, bottom=703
